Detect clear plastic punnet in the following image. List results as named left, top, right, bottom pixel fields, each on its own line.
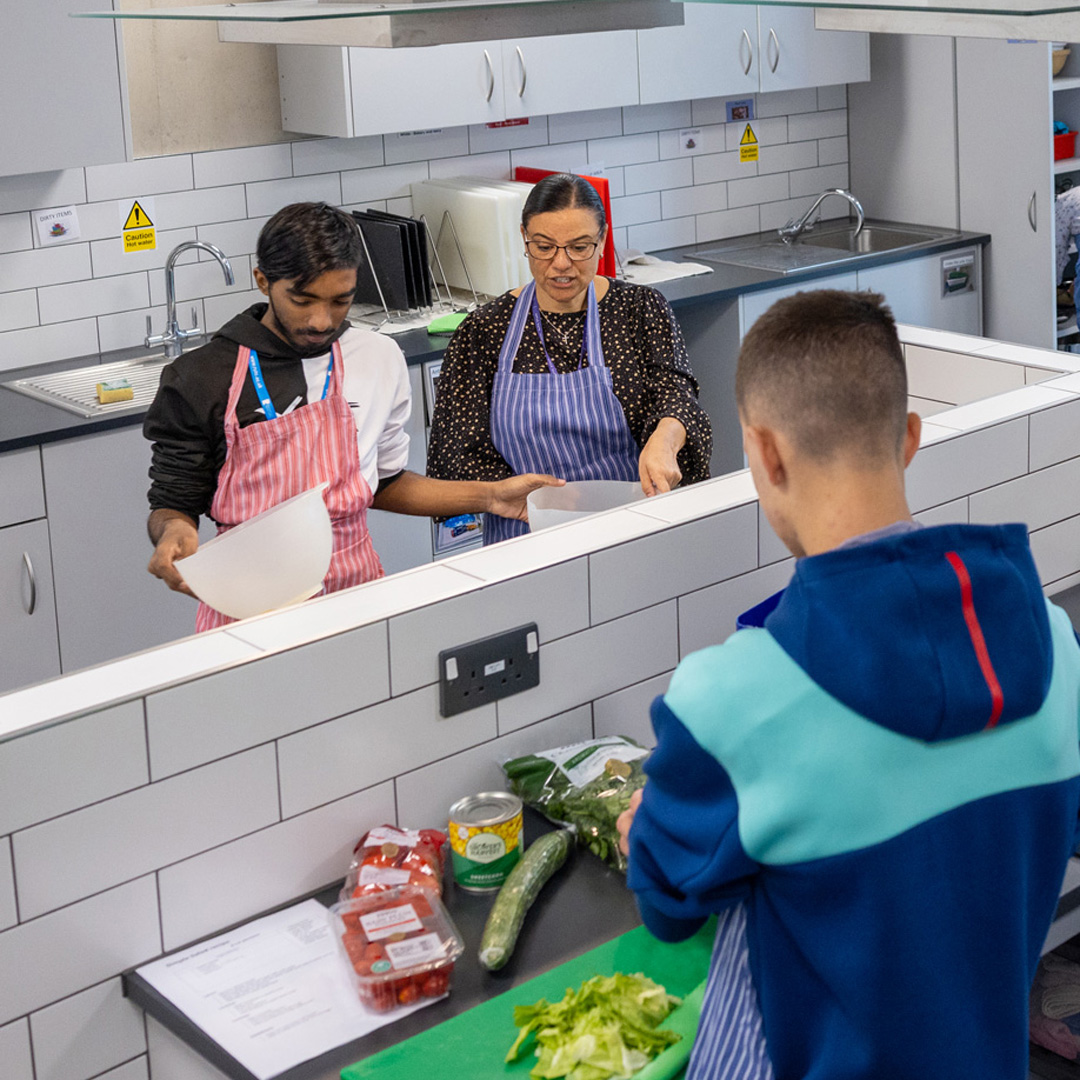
left=329, top=885, right=465, bottom=1014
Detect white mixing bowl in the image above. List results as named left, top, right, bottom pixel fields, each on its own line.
left=527, top=480, right=646, bottom=533
left=177, top=483, right=333, bottom=621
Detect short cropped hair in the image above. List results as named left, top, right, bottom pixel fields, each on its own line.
left=256, top=202, right=363, bottom=289
left=522, top=173, right=607, bottom=233
left=736, top=290, right=907, bottom=463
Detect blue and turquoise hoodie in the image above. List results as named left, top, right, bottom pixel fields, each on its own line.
left=627, top=522, right=1080, bottom=1080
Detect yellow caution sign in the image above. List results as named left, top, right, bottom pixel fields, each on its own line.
left=740, top=123, right=759, bottom=163
left=122, top=200, right=156, bottom=253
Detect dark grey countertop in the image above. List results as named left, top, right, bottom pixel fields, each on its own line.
left=123, top=812, right=643, bottom=1080
left=0, top=223, right=989, bottom=456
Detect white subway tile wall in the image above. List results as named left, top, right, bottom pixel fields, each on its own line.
left=3, top=343, right=1080, bottom=1078
left=0, top=91, right=852, bottom=368
left=28, top=978, right=146, bottom=1080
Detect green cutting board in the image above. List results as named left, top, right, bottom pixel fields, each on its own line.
left=341, top=921, right=714, bottom=1080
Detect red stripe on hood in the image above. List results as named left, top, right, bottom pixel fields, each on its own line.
left=945, top=550, right=1004, bottom=729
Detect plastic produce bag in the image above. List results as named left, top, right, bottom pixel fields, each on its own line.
left=502, top=737, right=649, bottom=871
left=340, top=825, right=448, bottom=902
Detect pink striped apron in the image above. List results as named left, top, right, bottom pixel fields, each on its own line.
left=194, top=341, right=384, bottom=632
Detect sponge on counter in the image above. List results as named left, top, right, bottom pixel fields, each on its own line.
left=96, top=379, right=134, bottom=404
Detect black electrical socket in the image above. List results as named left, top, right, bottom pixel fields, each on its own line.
left=438, top=623, right=540, bottom=718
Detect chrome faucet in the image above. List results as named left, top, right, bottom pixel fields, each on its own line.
left=778, top=188, right=865, bottom=244
left=146, top=241, right=235, bottom=360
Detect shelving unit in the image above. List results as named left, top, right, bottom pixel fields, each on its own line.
left=1054, top=53, right=1080, bottom=350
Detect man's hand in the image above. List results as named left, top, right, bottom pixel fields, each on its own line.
left=485, top=473, right=565, bottom=522
left=147, top=510, right=199, bottom=597
left=639, top=418, right=686, bottom=496
left=617, top=786, right=645, bottom=858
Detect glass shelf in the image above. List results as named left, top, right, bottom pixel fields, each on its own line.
left=74, top=0, right=675, bottom=23
left=691, top=0, right=1080, bottom=11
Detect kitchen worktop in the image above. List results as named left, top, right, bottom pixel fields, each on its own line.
left=124, top=812, right=643, bottom=1080
left=0, top=222, right=989, bottom=456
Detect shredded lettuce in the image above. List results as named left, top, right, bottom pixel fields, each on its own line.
left=505, top=973, right=682, bottom=1080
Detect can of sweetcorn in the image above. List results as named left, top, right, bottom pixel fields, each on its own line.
left=448, top=792, right=523, bottom=892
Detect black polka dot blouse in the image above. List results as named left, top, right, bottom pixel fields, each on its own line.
left=426, top=278, right=713, bottom=486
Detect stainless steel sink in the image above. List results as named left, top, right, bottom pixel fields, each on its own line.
left=804, top=224, right=940, bottom=254
left=691, top=223, right=951, bottom=275
left=3, top=356, right=171, bottom=418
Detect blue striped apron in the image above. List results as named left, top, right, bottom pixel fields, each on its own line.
left=486, top=281, right=640, bottom=544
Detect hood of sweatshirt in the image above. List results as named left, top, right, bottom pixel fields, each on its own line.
left=212, top=303, right=349, bottom=361
left=745, top=523, right=1052, bottom=742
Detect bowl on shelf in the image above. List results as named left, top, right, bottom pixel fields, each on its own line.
left=1054, top=47, right=1071, bottom=77
left=176, top=482, right=333, bottom=620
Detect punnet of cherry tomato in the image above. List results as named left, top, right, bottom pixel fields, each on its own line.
left=339, top=825, right=448, bottom=902
left=329, top=884, right=465, bottom=1014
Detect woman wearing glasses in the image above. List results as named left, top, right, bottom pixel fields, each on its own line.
left=427, top=172, right=712, bottom=544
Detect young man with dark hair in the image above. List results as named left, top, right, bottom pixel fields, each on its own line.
left=145, top=202, right=557, bottom=629
left=618, top=289, right=1080, bottom=1080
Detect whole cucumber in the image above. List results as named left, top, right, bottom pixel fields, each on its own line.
left=479, top=829, right=571, bottom=971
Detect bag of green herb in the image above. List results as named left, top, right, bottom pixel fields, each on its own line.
left=501, top=737, right=649, bottom=871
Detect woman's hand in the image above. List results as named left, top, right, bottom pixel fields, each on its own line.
left=639, top=418, right=687, bottom=496
left=617, top=786, right=645, bottom=857
left=486, top=473, right=565, bottom=521
left=147, top=510, right=199, bottom=597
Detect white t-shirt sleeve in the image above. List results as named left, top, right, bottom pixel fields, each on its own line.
left=336, top=327, right=413, bottom=495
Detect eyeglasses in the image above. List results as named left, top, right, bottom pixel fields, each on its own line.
left=523, top=237, right=601, bottom=262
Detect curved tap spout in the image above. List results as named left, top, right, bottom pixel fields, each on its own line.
left=778, top=188, right=865, bottom=244
left=147, top=241, right=235, bottom=360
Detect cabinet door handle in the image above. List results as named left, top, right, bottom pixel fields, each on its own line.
left=21, top=551, right=36, bottom=616
left=740, top=28, right=753, bottom=76
left=1028, top=190, right=1037, bottom=232
left=483, top=49, right=495, bottom=102
left=515, top=45, right=527, bottom=98
left=768, top=28, right=780, bottom=73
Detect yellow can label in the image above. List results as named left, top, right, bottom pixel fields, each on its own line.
left=449, top=809, right=523, bottom=890
left=450, top=812, right=522, bottom=859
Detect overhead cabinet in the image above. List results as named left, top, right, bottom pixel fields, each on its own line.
left=637, top=4, right=869, bottom=105
left=0, top=0, right=126, bottom=177
left=279, top=31, right=640, bottom=139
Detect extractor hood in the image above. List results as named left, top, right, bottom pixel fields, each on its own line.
left=74, top=0, right=683, bottom=49
left=683, top=0, right=1080, bottom=42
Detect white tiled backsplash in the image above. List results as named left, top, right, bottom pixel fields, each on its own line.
left=0, top=88, right=850, bottom=369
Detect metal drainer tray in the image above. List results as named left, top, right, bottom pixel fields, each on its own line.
left=4, top=358, right=170, bottom=418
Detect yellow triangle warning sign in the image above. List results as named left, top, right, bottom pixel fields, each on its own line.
left=122, top=200, right=153, bottom=231
left=740, top=124, right=758, bottom=146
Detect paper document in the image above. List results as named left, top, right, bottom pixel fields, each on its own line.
left=136, top=899, right=432, bottom=1080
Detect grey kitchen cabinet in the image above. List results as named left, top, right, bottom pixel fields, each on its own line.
left=957, top=38, right=1054, bottom=350
left=279, top=39, right=507, bottom=138
left=0, top=447, right=60, bottom=693
left=755, top=7, right=869, bottom=95
left=637, top=3, right=868, bottom=106
left=279, top=30, right=638, bottom=139
left=0, top=519, right=61, bottom=694
left=856, top=247, right=983, bottom=337
left=41, top=425, right=211, bottom=675
left=0, top=0, right=127, bottom=177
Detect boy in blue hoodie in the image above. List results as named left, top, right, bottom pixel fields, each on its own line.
left=617, top=290, right=1080, bottom=1080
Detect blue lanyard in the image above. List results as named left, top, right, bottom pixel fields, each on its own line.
left=531, top=291, right=588, bottom=374
left=247, top=348, right=333, bottom=420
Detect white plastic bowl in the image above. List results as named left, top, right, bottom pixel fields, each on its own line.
left=177, top=483, right=333, bottom=620
left=527, top=480, right=646, bottom=533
